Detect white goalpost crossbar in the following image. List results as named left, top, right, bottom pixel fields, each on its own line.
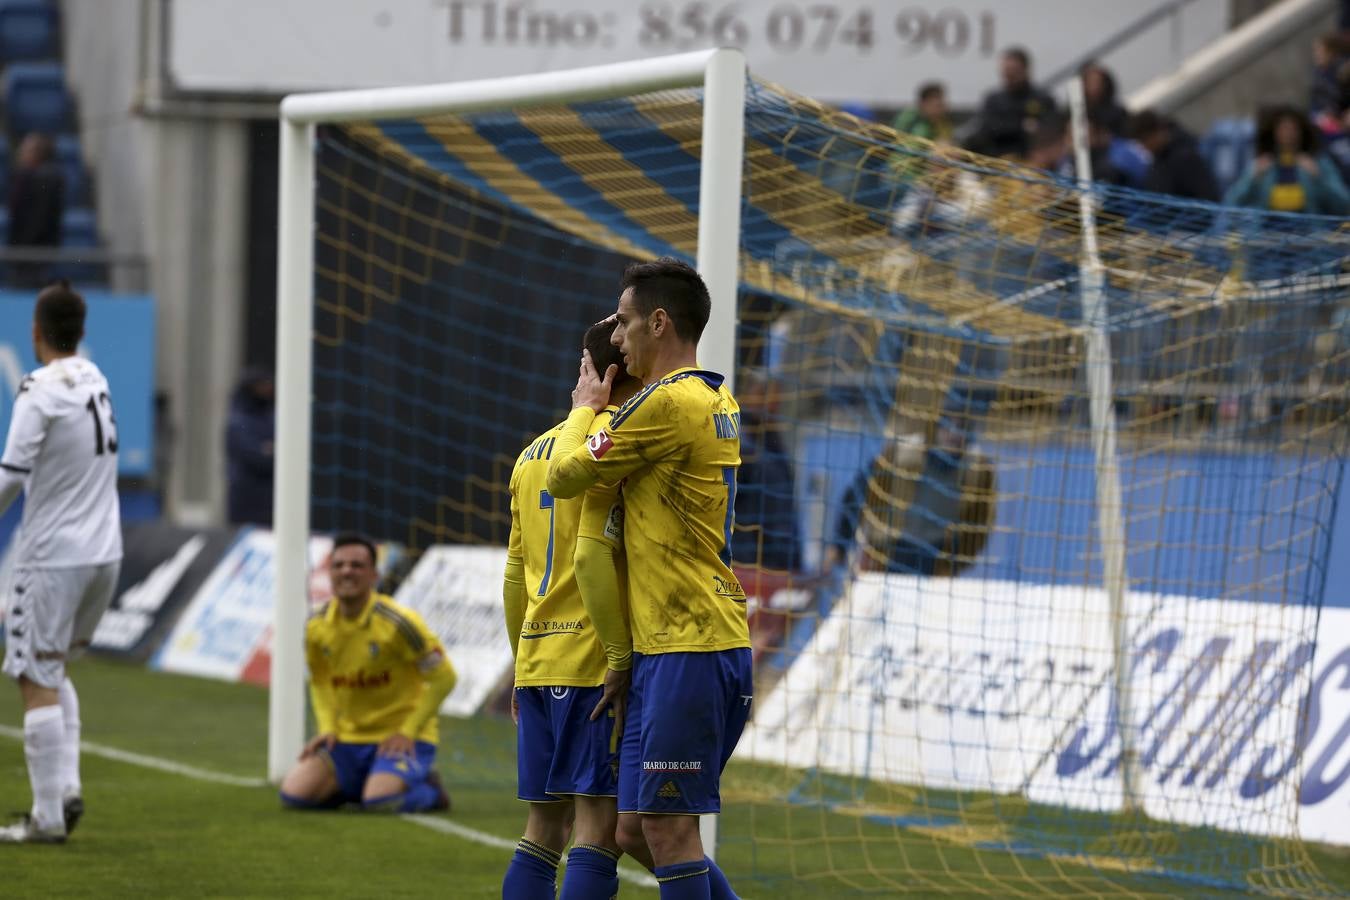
left=270, top=48, right=747, bottom=851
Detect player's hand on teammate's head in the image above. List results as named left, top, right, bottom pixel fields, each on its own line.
left=571, top=349, right=616, bottom=413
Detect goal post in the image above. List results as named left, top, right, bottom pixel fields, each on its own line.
left=269, top=47, right=746, bottom=782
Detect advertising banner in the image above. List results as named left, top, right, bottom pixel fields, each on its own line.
left=392, top=545, right=514, bottom=717
left=166, top=0, right=1226, bottom=107
left=742, top=574, right=1348, bottom=844
left=91, top=521, right=237, bottom=660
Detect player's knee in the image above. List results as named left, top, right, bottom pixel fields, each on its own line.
left=615, top=814, right=647, bottom=858
left=640, top=814, right=700, bottom=862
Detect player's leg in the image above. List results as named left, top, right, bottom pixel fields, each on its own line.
left=616, top=654, right=657, bottom=871
left=635, top=650, right=753, bottom=900
left=0, top=567, right=79, bottom=843
left=279, top=741, right=365, bottom=810
left=58, top=560, right=121, bottom=833
left=360, top=741, right=448, bottom=813
left=551, top=684, right=623, bottom=900
left=505, top=687, right=572, bottom=900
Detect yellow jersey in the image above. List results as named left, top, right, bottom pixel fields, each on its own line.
left=305, top=593, right=447, bottom=744
left=550, top=367, right=749, bottom=654
left=507, top=408, right=623, bottom=687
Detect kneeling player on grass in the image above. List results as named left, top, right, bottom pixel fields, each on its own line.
left=279, top=533, right=456, bottom=813
left=500, top=318, right=645, bottom=899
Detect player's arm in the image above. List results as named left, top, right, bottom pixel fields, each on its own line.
left=0, top=382, right=47, bottom=515
left=302, top=629, right=339, bottom=757
left=546, top=382, right=675, bottom=500
left=502, top=472, right=527, bottom=659
left=389, top=607, right=458, bottom=746
left=574, top=482, right=631, bottom=672
left=395, top=647, right=458, bottom=741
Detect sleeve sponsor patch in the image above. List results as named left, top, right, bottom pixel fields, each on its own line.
left=587, top=429, right=614, bottom=460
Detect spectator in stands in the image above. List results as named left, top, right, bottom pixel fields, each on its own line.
left=730, top=368, right=801, bottom=572
left=225, top=367, right=275, bottom=527
left=1224, top=106, right=1350, bottom=215
left=824, top=424, right=994, bottom=576
left=1080, top=108, right=1151, bottom=188
left=1080, top=61, right=1128, bottom=137
left=1316, top=63, right=1350, bottom=182
left=892, top=82, right=952, bottom=144
left=7, top=133, right=64, bottom=288
left=966, top=47, right=1058, bottom=159
left=1129, top=110, right=1221, bottom=202
left=1021, top=117, right=1068, bottom=173
left=1311, top=33, right=1348, bottom=121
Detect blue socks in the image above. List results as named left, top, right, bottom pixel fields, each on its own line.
left=560, top=844, right=620, bottom=900
left=705, top=856, right=739, bottom=900
left=502, top=838, right=561, bottom=900
left=655, top=859, right=712, bottom=900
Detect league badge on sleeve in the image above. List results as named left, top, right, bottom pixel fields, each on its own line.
left=587, top=430, right=614, bottom=460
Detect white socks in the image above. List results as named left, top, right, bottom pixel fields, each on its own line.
left=23, top=705, right=64, bottom=833
left=58, top=678, right=81, bottom=799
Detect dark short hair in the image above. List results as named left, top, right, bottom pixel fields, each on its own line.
left=583, top=317, right=637, bottom=393
left=1127, top=109, right=1168, bottom=141
left=34, top=280, right=85, bottom=353
left=1003, top=47, right=1031, bottom=69
left=331, top=532, right=377, bottom=565
left=917, top=81, right=944, bottom=103
left=620, top=257, right=711, bottom=344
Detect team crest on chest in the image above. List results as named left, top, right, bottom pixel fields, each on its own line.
left=368, top=641, right=380, bottom=660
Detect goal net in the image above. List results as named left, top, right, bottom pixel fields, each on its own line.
left=278, top=52, right=1349, bottom=896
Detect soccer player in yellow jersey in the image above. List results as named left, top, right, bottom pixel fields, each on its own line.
left=278, top=533, right=457, bottom=813
left=501, top=319, right=644, bottom=900
left=547, top=259, right=752, bottom=900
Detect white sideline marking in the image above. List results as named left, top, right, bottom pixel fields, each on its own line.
left=404, top=814, right=659, bottom=889
left=0, top=724, right=267, bottom=788
left=0, top=725, right=658, bottom=889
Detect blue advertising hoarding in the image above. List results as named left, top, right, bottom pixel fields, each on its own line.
left=0, top=290, right=155, bottom=476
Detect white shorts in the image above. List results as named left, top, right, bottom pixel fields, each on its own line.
left=3, top=562, right=120, bottom=688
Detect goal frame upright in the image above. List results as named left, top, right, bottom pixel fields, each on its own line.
left=269, top=48, right=747, bottom=794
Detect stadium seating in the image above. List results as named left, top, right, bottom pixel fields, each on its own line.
left=0, top=0, right=57, bottom=63
left=54, top=132, right=87, bottom=205
left=4, top=61, right=71, bottom=134
left=54, top=204, right=97, bottom=282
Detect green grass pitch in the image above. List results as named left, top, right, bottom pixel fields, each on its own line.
left=0, top=658, right=1346, bottom=898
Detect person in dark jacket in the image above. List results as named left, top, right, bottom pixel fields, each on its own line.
left=966, top=47, right=1058, bottom=159
left=730, top=370, right=801, bottom=572
left=1130, top=110, right=1221, bottom=202
left=7, top=133, right=65, bottom=288
left=225, top=368, right=275, bottom=526
left=1081, top=61, right=1128, bottom=137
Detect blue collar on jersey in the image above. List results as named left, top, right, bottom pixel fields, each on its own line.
left=609, top=368, right=726, bottom=431
left=661, top=368, right=725, bottom=391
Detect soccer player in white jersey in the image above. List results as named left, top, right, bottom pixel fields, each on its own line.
left=0, top=281, right=122, bottom=843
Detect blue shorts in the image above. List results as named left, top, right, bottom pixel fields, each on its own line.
left=516, top=685, right=620, bottom=801
left=321, top=740, right=437, bottom=802
left=618, top=649, right=753, bottom=815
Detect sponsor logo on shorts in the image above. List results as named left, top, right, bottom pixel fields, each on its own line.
left=587, top=430, right=614, bottom=460
left=549, top=686, right=571, bottom=700
left=643, top=760, right=702, bottom=772
left=656, top=781, right=682, bottom=799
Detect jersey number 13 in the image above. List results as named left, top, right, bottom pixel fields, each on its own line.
left=85, top=392, right=118, bottom=455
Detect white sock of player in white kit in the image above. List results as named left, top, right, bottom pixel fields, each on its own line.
left=58, top=678, right=80, bottom=800
left=23, top=705, right=65, bottom=833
